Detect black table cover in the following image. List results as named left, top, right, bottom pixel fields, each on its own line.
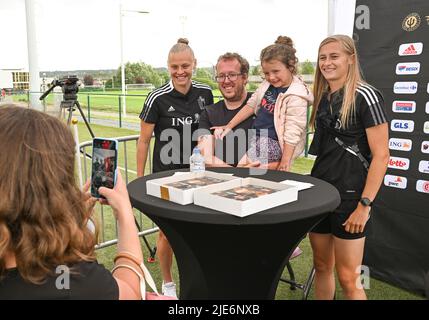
left=128, top=167, right=340, bottom=299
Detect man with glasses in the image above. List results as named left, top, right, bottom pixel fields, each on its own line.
left=197, top=52, right=257, bottom=167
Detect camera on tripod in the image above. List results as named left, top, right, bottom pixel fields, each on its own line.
left=59, top=75, right=79, bottom=102
left=40, top=74, right=80, bottom=108
left=55, top=75, right=80, bottom=109
left=39, top=74, right=94, bottom=138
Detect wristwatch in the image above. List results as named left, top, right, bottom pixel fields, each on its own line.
left=360, top=197, right=373, bottom=207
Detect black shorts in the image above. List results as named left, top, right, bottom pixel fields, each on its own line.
left=311, top=199, right=372, bottom=240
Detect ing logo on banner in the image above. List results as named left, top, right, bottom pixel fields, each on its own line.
left=402, top=13, right=421, bottom=31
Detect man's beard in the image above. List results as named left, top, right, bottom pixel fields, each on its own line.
left=223, top=87, right=244, bottom=103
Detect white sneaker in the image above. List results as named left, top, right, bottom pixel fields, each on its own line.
left=162, top=281, right=178, bottom=299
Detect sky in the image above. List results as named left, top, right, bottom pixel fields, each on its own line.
left=0, top=0, right=331, bottom=71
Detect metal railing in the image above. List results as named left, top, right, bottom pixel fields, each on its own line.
left=78, top=134, right=159, bottom=250
left=20, top=90, right=314, bottom=157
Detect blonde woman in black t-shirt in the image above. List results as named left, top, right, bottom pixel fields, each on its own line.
left=0, top=106, right=144, bottom=299
left=308, top=35, right=389, bottom=300
left=137, top=39, right=213, bottom=298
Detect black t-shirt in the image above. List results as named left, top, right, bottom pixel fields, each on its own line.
left=253, top=85, right=288, bottom=140
left=0, top=261, right=119, bottom=300
left=198, top=93, right=254, bottom=166
left=140, top=81, right=214, bottom=172
left=309, top=84, right=388, bottom=199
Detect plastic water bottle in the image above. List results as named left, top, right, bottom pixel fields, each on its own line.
left=190, top=147, right=205, bottom=172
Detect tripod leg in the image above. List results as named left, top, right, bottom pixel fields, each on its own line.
left=75, top=101, right=95, bottom=138
left=67, top=108, right=73, bottom=126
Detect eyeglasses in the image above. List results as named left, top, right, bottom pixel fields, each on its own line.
left=215, top=73, right=242, bottom=82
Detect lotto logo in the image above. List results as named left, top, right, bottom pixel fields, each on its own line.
left=384, top=174, right=407, bottom=189
left=416, top=180, right=429, bottom=193
left=389, top=138, right=412, bottom=151
left=391, top=120, right=414, bottom=132
left=395, top=62, right=420, bottom=75
left=398, top=42, right=423, bottom=56
left=422, top=141, right=429, bottom=154
left=388, top=156, right=410, bottom=170
left=392, top=101, right=416, bottom=113
left=393, top=82, right=418, bottom=94
left=419, top=161, right=429, bottom=174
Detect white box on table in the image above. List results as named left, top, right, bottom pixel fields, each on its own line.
left=146, top=170, right=239, bottom=205
left=193, top=177, right=299, bottom=217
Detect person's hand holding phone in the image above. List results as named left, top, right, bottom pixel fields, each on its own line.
left=98, top=171, right=133, bottom=220
left=82, top=179, right=98, bottom=214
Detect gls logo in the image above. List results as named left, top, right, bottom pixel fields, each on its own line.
left=392, top=101, right=416, bottom=113
left=398, top=42, right=423, bottom=56
left=389, top=138, right=412, bottom=151
left=395, top=62, right=420, bottom=75
left=391, top=120, right=414, bottom=132
left=393, top=82, right=418, bottom=94
left=419, top=160, right=429, bottom=174
left=416, top=180, right=429, bottom=193
left=388, top=156, right=410, bottom=170
left=384, top=174, right=407, bottom=189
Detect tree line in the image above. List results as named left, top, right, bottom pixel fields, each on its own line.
left=82, top=60, right=315, bottom=90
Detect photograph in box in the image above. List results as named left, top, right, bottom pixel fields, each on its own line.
left=212, top=185, right=277, bottom=201
left=193, top=177, right=299, bottom=217
left=164, top=177, right=226, bottom=190
left=146, top=171, right=239, bottom=205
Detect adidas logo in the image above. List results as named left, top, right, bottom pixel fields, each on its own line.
left=403, top=45, right=416, bottom=55
left=168, top=106, right=175, bottom=112
left=398, top=42, right=423, bottom=56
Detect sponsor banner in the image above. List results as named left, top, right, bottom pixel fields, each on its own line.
left=419, top=160, right=429, bottom=174
left=398, top=42, right=423, bottom=56
left=356, top=0, right=429, bottom=296
left=384, top=174, right=407, bottom=189
left=390, top=119, right=414, bottom=132
left=388, top=156, right=410, bottom=170
left=416, top=180, right=429, bottom=193
left=393, top=81, right=418, bottom=94
left=389, top=138, right=413, bottom=151
left=424, top=121, right=429, bottom=134
left=395, top=62, right=420, bottom=75
left=392, top=100, right=416, bottom=113
left=422, top=141, right=429, bottom=153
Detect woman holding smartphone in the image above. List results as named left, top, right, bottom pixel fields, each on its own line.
left=137, top=38, right=214, bottom=298
left=0, top=106, right=145, bottom=299
left=308, top=35, right=389, bottom=300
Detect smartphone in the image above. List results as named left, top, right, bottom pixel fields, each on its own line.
left=91, top=138, right=118, bottom=198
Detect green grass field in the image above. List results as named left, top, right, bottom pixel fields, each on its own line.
left=14, top=89, right=224, bottom=116
left=76, top=122, right=422, bottom=300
